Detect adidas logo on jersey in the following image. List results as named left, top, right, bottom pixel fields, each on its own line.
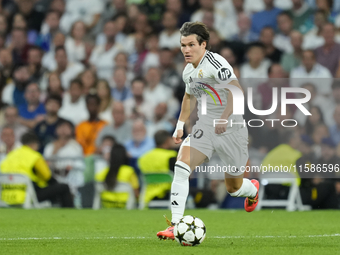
left=171, top=201, right=179, bottom=205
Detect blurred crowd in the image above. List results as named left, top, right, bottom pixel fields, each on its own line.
left=1, top=0, right=340, bottom=209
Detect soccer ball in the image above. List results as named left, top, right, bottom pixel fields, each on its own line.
left=174, top=215, right=206, bottom=246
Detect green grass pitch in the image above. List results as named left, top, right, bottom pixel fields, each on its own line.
left=0, top=209, right=340, bottom=255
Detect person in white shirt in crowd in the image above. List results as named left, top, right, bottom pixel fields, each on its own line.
left=0, top=106, right=28, bottom=143
left=290, top=50, right=332, bottom=96
left=159, top=11, right=181, bottom=53
left=52, top=46, right=85, bottom=90
left=147, top=102, right=174, bottom=138
left=111, top=67, right=132, bottom=102
left=0, top=125, right=22, bottom=162
left=143, top=34, right=160, bottom=74
left=114, top=51, right=134, bottom=83
left=274, top=11, right=294, bottom=53
left=280, top=30, right=303, bottom=73
left=240, top=43, right=271, bottom=87
left=96, top=79, right=114, bottom=123
left=78, top=69, right=98, bottom=95
left=124, top=77, right=154, bottom=121
left=38, top=10, right=61, bottom=52
left=58, top=79, right=89, bottom=125
left=90, top=19, right=124, bottom=80
left=41, top=32, right=65, bottom=72
left=43, top=120, right=85, bottom=202
left=65, top=21, right=87, bottom=63
left=96, top=101, right=133, bottom=147
left=59, top=0, right=104, bottom=34
left=303, top=10, right=340, bottom=50
left=144, top=67, right=179, bottom=120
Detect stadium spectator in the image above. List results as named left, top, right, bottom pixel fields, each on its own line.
left=58, top=79, right=89, bottom=125
left=111, top=67, right=132, bottom=102
left=53, top=46, right=85, bottom=90
left=1, top=64, right=31, bottom=106
left=274, top=12, right=294, bottom=53
left=315, top=23, right=340, bottom=76
left=288, top=0, right=314, bottom=34
left=138, top=130, right=177, bottom=203
left=124, top=77, right=154, bottom=120
left=159, top=48, right=182, bottom=92
left=231, top=12, right=255, bottom=44
left=312, top=124, right=329, bottom=158
left=304, top=106, right=325, bottom=137
left=280, top=30, right=303, bottom=73
left=329, top=105, right=340, bottom=145
left=34, top=95, right=66, bottom=153
left=41, top=32, right=66, bottom=72
left=65, top=21, right=87, bottom=63
left=0, top=13, right=7, bottom=35
left=96, top=79, right=113, bottom=123
left=159, top=11, right=181, bottom=52
left=90, top=20, right=123, bottom=80
left=43, top=120, right=85, bottom=199
left=0, top=132, right=74, bottom=207
left=165, top=0, right=191, bottom=27
left=95, top=143, right=139, bottom=208
left=18, top=82, right=46, bottom=129
left=240, top=43, right=270, bottom=83
left=321, top=81, right=340, bottom=127
left=208, top=29, right=223, bottom=53
left=0, top=125, right=21, bottom=162
left=27, top=46, right=47, bottom=84
left=114, top=51, right=134, bottom=82
left=315, top=0, right=337, bottom=22
left=36, top=10, right=61, bottom=52
left=259, top=27, right=283, bottom=63
left=290, top=50, right=332, bottom=96
left=250, top=0, right=282, bottom=38
left=76, top=94, right=107, bottom=155
left=124, top=119, right=155, bottom=159
left=147, top=102, right=174, bottom=138
left=79, top=69, right=98, bottom=95
left=0, top=106, right=28, bottom=143
left=10, top=28, right=32, bottom=65
left=59, top=0, right=104, bottom=34
left=45, top=72, right=64, bottom=99
left=96, top=101, right=133, bottom=147
left=0, top=48, right=14, bottom=84
left=143, top=33, right=160, bottom=74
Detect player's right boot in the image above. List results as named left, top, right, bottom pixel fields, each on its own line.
left=244, top=179, right=259, bottom=212
left=156, top=216, right=175, bottom=240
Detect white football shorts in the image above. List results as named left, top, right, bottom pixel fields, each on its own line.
left=181, top=122, right=249, bottom=176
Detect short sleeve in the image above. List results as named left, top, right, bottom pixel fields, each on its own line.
left=185, top=82, right=191, bottom=95
left=208, top=53, right=238, bottom=84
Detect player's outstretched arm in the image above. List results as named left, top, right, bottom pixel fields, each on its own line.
left=215, top=80, right=244, bottom=134
left=173, top=92, right=193, bottom=144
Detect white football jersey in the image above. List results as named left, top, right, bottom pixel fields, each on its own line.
left=183, top=50, right=244, bottom=133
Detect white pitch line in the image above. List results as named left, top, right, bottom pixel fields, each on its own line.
left=0, top=234, right=339, bottom=241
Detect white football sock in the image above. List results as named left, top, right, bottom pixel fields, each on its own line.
left=171, top=161, right=191, bottom=224
left=228, top=178, right=257, bottom=198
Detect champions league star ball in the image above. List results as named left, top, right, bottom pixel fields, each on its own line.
left=174, top=215, right=206, bottom=246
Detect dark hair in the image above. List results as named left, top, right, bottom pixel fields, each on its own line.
left=105, top=144, right=129, bottom=190
left=56, top=120, right=75, bottom=137
left=180, top=22, right=210, bottom=50
left=305, top=106, right=324, bottom=136
left=247, top=42, right=265, bottom=53
left=101, top=135, right=116, bottom=144
left=21, top=132, right=39, bottom=145
left=154, top=130, right=171, bottom=147
left=131, top=77, right=146, bottom=87
left=29, top=45, right=43, bottom=54
left=45, top=94, right=62, bottom=106
left=55, top=45, right=66, bottom=54
left=280, top=130, right=296, bottom=144
left=70, top=78, right=83, bottom=89
left=85, top=93, right=101, bottom=105
left=278, top=11, right=292, bottom=20
left=267, top=63, right=281, bottom=75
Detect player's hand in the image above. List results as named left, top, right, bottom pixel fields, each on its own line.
left=173, top=129, right=183, bottom=144
left=215, top=123, right=227, bottom=134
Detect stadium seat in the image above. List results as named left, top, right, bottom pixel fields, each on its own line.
left=256, top=172, right=311, bottom=211
left=139, top=173, right=173, bottom=210
left=92, top=182, right=136, bottom=210
left=0, top=174, right=51, bottom=209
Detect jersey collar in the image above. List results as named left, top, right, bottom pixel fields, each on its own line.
left=197, top=50, right=208, bottom=68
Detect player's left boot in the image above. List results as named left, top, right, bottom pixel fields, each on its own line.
left=244, top=179, right=259, bottom=212
left=156, top=216, right=175, bottom=240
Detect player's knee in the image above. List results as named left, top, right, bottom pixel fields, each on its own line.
left=176, top=154, right=190, bottom=168
left=226, top=184, right=242, bottom=194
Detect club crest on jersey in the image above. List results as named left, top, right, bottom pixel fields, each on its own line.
left=198, top=69, right=203, bottom=78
